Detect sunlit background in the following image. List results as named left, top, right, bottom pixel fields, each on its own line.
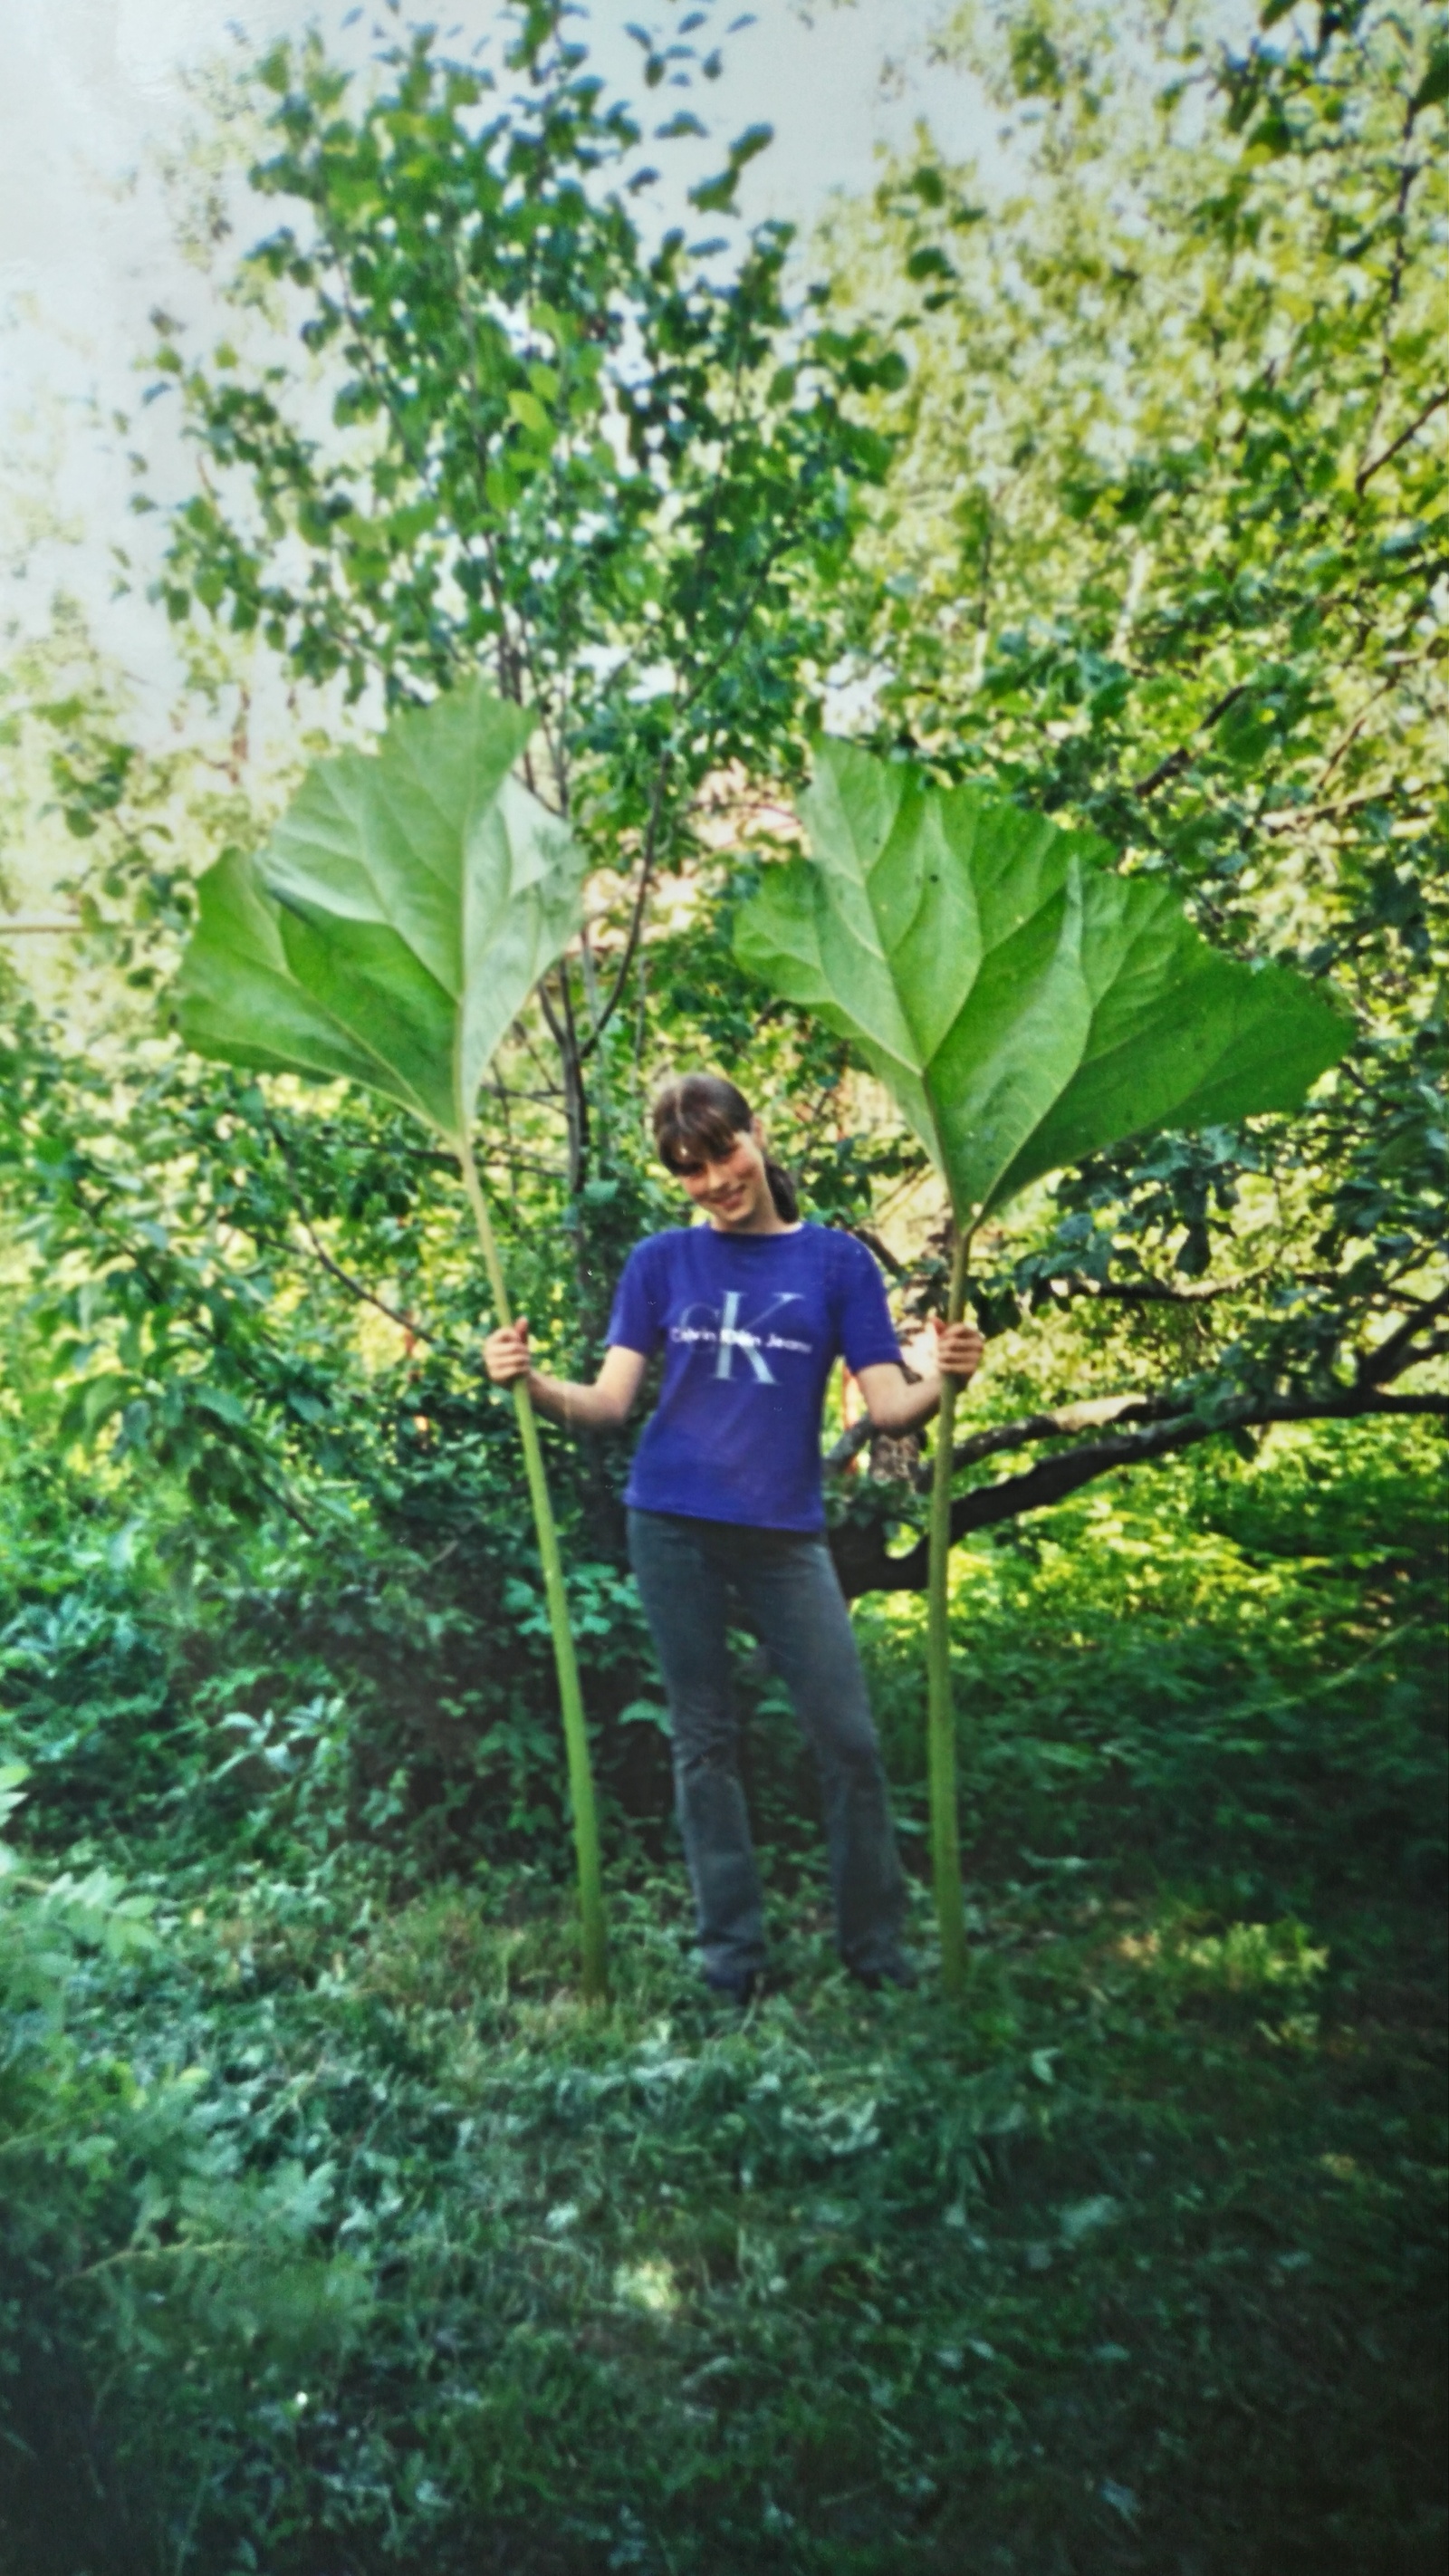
left=2, top=1, right=1000, bottom=716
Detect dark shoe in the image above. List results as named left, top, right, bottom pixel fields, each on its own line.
left=704, top=1967, right=761, bottom=2007
left=846, top=1953, right=919, bottom=1994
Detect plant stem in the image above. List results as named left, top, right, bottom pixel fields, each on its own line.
left=927, top=1226, right=972, bottom=1996
left=456, top=1133, right=608, bottom=2003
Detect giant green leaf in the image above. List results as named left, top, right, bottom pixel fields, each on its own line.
left=173, top=681, right=607, bottom=1999
left=177, top=679, right=587, bottom=1150
left=734, top=738, right=1352, bottom=1224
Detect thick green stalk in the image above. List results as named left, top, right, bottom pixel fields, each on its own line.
left=926, top=1227, right=971, bottom=1996
left=457, top=1135, right=608, bottom=2003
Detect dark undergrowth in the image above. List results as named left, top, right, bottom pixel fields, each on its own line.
left=2, top=1422, right=1444, bottom=2575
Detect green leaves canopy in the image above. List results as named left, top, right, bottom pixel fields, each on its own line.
left=734, top=740, right=1353, bottom=1222
left=177, top=682, right=585, bottom=1148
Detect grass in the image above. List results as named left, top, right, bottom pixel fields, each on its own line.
left=0, top=1422, right=1444, bottom=2574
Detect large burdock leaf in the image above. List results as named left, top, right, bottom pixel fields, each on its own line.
left=735, top=738, right=1351, bottom=1225
left=734, top=737, right=1353, bottom=1999
left=178, top=681, right=585, bottom=1150
left=174, top=681, right=607, bottom=2000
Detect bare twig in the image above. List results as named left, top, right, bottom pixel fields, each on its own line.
left=290, top=1216, right=446, bottom=1350
left=1356, top=384, right=1449, bottom=494
left=264, top=1110, right=457, bottom=1350
left=1258, top=784, right=1419, bottom=833
left=513, top=1016, right=566, bottom=1098
left=1128, top=684, right=1250, bottom=797
left=577, top=757, right=673, bottom=1064
left=1310, top=677, right=1398, bottom=793
left=1044, top=1267, right=1269, bottom=1307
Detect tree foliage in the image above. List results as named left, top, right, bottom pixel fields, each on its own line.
left=148, top=0, right=900, bottom=1226
left=2, top=0, right=1441, bottom=1632
left=806, top=0, right=1446, bottom=1589
left=92, top=0, right=923, bottom=1541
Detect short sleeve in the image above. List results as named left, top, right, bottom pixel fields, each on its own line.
left=831, top=1234, right=901, bottom=1374
left=607, top=1241, right=665, bottom=1357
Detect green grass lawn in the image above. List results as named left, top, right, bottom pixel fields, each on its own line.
left=2, top=1425, right=1444, bottom=2574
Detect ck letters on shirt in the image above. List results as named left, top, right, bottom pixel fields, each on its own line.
left=672, top=1290, right=811, bottom=1379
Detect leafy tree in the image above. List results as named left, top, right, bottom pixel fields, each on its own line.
left=0, top=636, right=883, bottom=1880
left=146, top=0, right=901, bottom=1322
left=0, top=1, right=911, bottom=1871
left=4, top=0, right=1442, bottom=1677
left=806, top=0, right=1447, bottom=1596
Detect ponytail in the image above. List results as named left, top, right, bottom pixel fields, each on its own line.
left=651, top=1072, right=799, bottom=1218
left=763, top=1156, right=798, bottom=1223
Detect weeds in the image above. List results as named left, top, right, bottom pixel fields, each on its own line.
left=1, top=1424, right=1444, bottom=2573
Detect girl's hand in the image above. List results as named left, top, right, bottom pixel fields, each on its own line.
left=484, top=1319, right=532, bottom=1385
left=934, top=1319, right=984, bottom=1384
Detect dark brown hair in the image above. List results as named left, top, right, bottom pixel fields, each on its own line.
left=651, top=1074, right=799, bottom=1223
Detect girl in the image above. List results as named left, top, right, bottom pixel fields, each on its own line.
left=484, top=1074, right=984, bottom=2003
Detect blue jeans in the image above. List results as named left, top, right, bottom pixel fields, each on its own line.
left=627, top=1508, right=908, bottom=1984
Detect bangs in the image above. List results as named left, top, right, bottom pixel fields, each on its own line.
left=652, top=1074, right=752, bottom=1170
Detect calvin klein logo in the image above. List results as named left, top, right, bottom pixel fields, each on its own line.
left=668, top=1292, right=810, bottom=1385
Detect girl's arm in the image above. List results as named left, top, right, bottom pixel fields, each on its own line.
left=483, top=1321, right=648, bottom=1431
left=855, top=1320, right=984, bottom=1436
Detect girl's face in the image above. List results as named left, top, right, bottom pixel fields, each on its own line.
left=670, top=1120, right=773, bottom=1232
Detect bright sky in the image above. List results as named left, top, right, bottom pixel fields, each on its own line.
left=0, top=1, right=999, bottom=720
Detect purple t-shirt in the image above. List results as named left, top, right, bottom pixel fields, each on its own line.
left=607, top=1222, right=901, bottom=1533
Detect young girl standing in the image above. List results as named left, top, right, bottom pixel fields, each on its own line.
left=484, top=1074, right=984, bottom=2002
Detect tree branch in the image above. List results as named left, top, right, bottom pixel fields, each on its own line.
left=263, top=1111, right=460, bottom=1353
left=1356, top=385, right=1448, bottom=493
left=577, top=756, right=672, bottom=1063
left=826, top=1265, right=1302, bottom=1468
left=1128, top=684, right=1249, bottom=796
left=1258, top=783, right=1420, bottom=834
left=1042, top=1266, right=1269, bottom=1306
left=949, top=1391, right=1170, bottom=1475
left=844, top=1224, right=907, bottom=1277
left=1357, top=1283, right=1449, bottom=1386
left=536, top=972, right=567, bottom=1048
left=289, top=1217, right=450, bottom=1352
left=824, top=1388, right=1162, bottom=1478
left=831, top=1382, right=1447, bottom=1599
